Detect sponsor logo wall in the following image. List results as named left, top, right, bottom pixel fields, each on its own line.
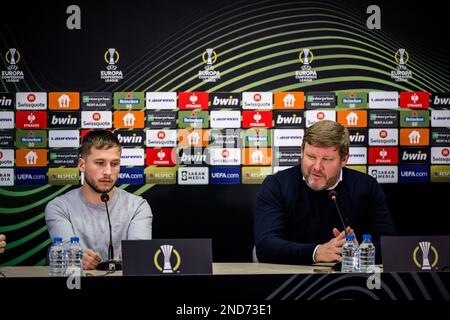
left=0, top=90, right=449, bottom=185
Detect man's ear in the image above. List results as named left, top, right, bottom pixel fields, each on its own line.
left=78, top=157, right=85, bottom=173
left=341, top=154, right=349, bottom=167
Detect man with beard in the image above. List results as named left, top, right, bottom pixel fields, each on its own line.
left=254, top=120, right=395, bottom=265
left=45, top=130, right=152, bottom=270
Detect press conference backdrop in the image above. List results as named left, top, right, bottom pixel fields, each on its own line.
left=0, top=0, right=449, bottom=266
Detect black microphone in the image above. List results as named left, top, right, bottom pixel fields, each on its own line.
left=328, top=190, right=348, bottom=272
left=328, top=190, right=347, bottom=234
left=96, top=193, right=122, bottom=271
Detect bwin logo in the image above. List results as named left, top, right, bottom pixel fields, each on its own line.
left=212, top=96, right=239, bottom=106
left=350, top=134, right=365, bottom=143
left=276, top=114, right=302, bottom=125
left=402, top=151, right=427, bottom=161
left=117, top=134, right=142, bottom=144
left=51, top=115, right=78, bottom=126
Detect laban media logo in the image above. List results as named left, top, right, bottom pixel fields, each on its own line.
left=154, top=244, right=181, bottom=273
left=48, top=168, right=79, bottom=185
left=413, top=241, right=438, bottom=270
left=178, top=167, right=209, bottom=185
left=114, top=130, right=144, bottom=147
left=369, top=110, right=398, bottom=128
left=113, top=92, right=145, bottom=109
left=145, top=166, right=176, bottom=184
left=210, top=92, right=241, bottom=109
left=368, top=165, right=398, bottom=183
left=210, top=167, right=241, bottom=184
left=117, top=167, right=144, bottom=185
left=81, top=92, right=112, bottom=110
left=16, top=130, right=47, bottom=148
left=0, top=168, right=14, bottom=186
left=146, top=111, right=177, bottom=129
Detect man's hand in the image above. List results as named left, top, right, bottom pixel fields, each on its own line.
left=83, top=249, right=102, bottom=270
left=0, top=234, right=6, bottom=254
left=333, top=227, right=359, bottom=246
left=314, top=230, right=346, bottom=262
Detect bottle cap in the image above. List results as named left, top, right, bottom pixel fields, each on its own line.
left=346, top=234, right=355, bottom=241
left=363, top=234, right=371, bottom=241
left=70, top=236, right=80, bottom=243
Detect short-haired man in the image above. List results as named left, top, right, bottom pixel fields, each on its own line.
left=45, top=130, right=152, bottom=270
left=254, top=120, right=395, bottom=264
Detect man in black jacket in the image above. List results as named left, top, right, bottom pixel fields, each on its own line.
left=254, top=120, right=395, bottom=264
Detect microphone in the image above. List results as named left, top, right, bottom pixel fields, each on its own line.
left=328, top=190, right=347, bottom=234
left=96, top=193, right=122, bottom=271
left=328, top=190, right=349, bottom=272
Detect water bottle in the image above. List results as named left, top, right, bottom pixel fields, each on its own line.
left=359, top=234, right=376, bottom=273
left=341, top=234, right=358, bottom=272
left=65, top=236, right=83, bottom=277
left=48, top=237, right=65, bottom=277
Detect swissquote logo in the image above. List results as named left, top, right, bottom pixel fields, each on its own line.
left=16, top=92, right=47, bottom=110
left=81, top=111, right=112, bottom=128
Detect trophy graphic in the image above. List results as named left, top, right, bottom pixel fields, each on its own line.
left=8, top=48, right=17, bottom=65
left=160, top=244, right=174, bottom=273
left=302, top=49, right=311, bottom=65
left=419, top=241, right=431, bottom=270
left=108, top=48, right=116, bottom=65
left=398, top=48, right=406, bottom=65
left=205, top=48, right=214, bottom=65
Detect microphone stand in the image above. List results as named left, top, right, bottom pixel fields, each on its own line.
left=96, top=193, right=122, bottom=271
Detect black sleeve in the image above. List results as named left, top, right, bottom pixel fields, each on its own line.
left=367, top=179, right=397, bottom=263
left=254, top=175, right=316, bottom=264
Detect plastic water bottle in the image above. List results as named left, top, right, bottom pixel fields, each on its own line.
left=65, top=236, right=83, bottom=277
left=341, top=234, right=358, bottom=272
left=48, top=237, right=65, bottom=277
left=359, top=234, right=376, bottom=273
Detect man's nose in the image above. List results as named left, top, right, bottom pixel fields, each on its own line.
left=103, top=164, right=112, bottom=175
left=312, top=159, right=322, bottom=171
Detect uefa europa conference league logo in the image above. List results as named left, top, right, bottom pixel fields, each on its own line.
left=413, top=241, right=439, bottom=270
left=100, top=48, right=123, bottom=82
left=2, top=48, right=24, bottom=83
left=154, top=244, right=181, bottom=273
left=391, top=48, right=413, bottom=82
left=198, top=48, right=221, bottom=82
left=295, top=48, right=317, bottom=82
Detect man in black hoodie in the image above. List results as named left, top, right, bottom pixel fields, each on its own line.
left=254, top=120, right=395, bottom=264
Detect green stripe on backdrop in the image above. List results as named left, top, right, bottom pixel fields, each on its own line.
left=0, top=238, right=51, bottom=266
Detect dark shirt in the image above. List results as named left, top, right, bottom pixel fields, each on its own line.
left=254, top=165, right=396, bottom=264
